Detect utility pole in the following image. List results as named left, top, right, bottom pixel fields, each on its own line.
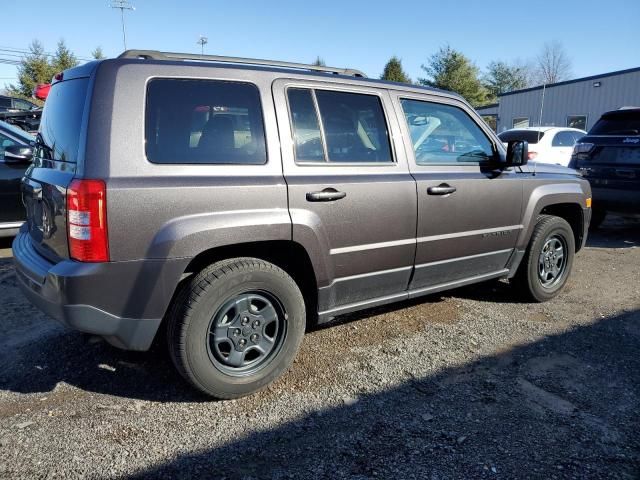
left=110, top=0, right=135, bottom=51
left=197, top=35, right=208, bottom=55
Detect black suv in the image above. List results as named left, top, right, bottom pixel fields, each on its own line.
left=570, top=108, right=640, bottom=227
left=0, top=95, right=38, bottom=113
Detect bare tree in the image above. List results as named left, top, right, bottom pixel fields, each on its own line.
left=535, top=40, right=572, bottom=85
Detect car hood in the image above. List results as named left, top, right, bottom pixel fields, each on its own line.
left=519, top=162, right=578, bottom=175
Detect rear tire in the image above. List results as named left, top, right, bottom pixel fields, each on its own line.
left=514, top=215, right=575, bottom=302
left=167, top=258, right=305, bottom=399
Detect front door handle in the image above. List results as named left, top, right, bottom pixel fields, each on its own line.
left=306, top=188, right=347, bottom=202
left=427, top=184, right=456, bottom=195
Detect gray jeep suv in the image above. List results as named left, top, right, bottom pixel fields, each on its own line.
left=13, top=50, right=592, bottom=399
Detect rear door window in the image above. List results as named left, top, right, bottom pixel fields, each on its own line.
left=145, top=79, right=267, bottom=165
left=287, top=88, right=393, bottom=163
left=552, top=131, right=577, bottom=147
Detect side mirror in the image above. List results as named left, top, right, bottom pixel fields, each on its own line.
left=505, top=140, right=529, bottom=167
left=4, top=145, right=33, bottom=164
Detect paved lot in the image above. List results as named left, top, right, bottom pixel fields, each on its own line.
left=0, top=218, right=639, bottom=479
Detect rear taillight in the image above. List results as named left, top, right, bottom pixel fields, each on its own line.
left=572, top=143, right=595, bottom=156
left=527, top=151, right=538, bottom=160
left=66, top=179, right=109, bottom=262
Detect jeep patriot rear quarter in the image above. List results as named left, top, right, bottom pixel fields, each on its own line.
left=13, top=51, right=591, bottom=399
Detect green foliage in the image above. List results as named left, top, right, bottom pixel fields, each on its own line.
left=8, top=40, right=53, bottom=98
left=51, top=40, right=78, bottom=72
left=8, top=39, right=79, bottom=98
left=419, top=45, right=488, bottom=107
left=483, top=60, right=529, bottom=99
left=312, top=56, right=326, bottom=67
left=92, top=47, right=106, bottom=60
left=380, top=56, right=411, bottom=83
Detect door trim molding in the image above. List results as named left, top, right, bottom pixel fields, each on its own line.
left=417, top=225, right=522, bottom=244
left=414, top=248, right=514, bottom=269
left=330, top=238, right=415, bottom=255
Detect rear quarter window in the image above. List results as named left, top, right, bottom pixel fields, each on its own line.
left=145, top=79, right=267, bottom=165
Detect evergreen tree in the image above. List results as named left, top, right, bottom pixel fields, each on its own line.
left=380, top=56, right=411, bottom=83
left=91, top=46, right=106, bottom=60
left=8, top=40, right=54, bottom=98
left=419, top=45, right=488, bottom=107
left=483, top=60, right=529, bottom=100
left=51, top=40, right=78, bottom=72
left=312, top=56, right=326, bottom=66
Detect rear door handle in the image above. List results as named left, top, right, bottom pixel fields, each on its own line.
left=306, top=188, right=347, bottom=202
left=427, top=184, right=456, bottom=195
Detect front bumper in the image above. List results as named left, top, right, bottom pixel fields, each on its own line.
left=12, top=229, right=187, bottom=351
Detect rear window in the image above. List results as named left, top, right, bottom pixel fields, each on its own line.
left=36, top=78, right=88, bottom=163
left=589, top=112, right=640, bottom=136
left=145, top=79, right=267, bottom=165
left=498, top=130, right=545, bottom=144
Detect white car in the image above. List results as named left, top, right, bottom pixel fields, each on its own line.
left=498, top=127, right=586, bottom=167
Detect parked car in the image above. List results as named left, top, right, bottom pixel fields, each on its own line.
left=0, top=95, right=39, bottom=113
left=0, top=120, right=34, bottom=237
left=0, top=109, right=42, bottom=133
left=498, top=127, right=586, bottom=167
left=569, top=108, right=640, bottom=228
left=13, top=51, right=592, bottom=399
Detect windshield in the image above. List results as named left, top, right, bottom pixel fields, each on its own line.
left=36, top=78, right=89, bottom=163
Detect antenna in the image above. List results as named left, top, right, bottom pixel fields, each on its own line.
left=534, top=83, right=546, bottom=176
left=197, top=35, right=208, bottom=55
left=110, top=0, right=135, bottom=51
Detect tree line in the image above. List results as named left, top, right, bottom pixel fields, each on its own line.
left=377, top=40, right=572, bottom=107
left=7, top=38, right=572, bottom=110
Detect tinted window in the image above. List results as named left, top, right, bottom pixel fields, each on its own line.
left=36, top=78, right=88, bottom=164
left=287, top=88, right=324, bottom=162
left=315, top=90, right=392, bottom=163
left=498, top=130, right=545, bottom=144
left=146, top=79, right=266, bottom=164
left=0, top=97, right=10, bottom=108
left=589, top=111, right=640, bottom=135
left=552, top=131, right=578, bottom=147
left=401, top=99, right=494, bottom=165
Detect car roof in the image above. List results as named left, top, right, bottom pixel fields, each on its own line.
left=60, top=53, right=466, bottom=104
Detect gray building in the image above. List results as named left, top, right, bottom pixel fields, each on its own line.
left=477, top=67, right=640, bottom=133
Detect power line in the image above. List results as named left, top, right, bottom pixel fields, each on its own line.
left=0, top=47, right=92, bottom=62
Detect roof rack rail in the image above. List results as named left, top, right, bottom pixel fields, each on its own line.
left=118, top=50, right=367, bottom=78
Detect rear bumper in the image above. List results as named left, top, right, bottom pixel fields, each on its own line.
left=12, top=229, right=188, bottom=351
left=592, top=186, right=640, bottom=214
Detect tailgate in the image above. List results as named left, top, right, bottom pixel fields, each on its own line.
left=574, top=136, right=640, bottom=191
left=22, top=76, right=90, bottom=262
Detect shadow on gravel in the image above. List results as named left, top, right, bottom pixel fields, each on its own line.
left=586, top=215, right=640, bottom=249
left=115, top=309, right=640, bottom=479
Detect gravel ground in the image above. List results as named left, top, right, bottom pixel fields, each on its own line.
left=0, top=218, right=639, bottom=479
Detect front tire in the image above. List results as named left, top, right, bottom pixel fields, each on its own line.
left=514, top=215, right=575, bottom=302
left=167, top=258, right=305, bottom=399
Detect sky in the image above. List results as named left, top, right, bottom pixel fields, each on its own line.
left=2, top=0, right=639, bottom=89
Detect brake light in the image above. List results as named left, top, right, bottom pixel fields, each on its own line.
left=527, top=151, right=538, bottom=160
left=66, top=179, right=109, bottom=262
